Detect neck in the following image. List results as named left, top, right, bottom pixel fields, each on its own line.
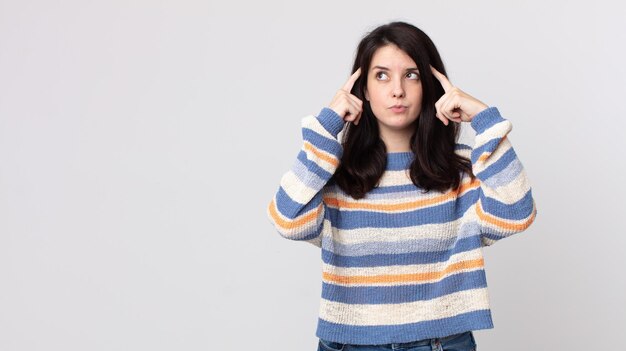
left=379, top=126, right=414, bottom=153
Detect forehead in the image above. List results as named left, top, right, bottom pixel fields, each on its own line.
left=370, top=44, right=417, bottom=69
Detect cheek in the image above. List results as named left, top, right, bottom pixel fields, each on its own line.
left=410, top=86, right=423, bottom=105
left=369, top=93, right=387, bottom=112
left=367, top=86, right=386, bottom=103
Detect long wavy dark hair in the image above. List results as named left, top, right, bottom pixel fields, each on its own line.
left=332, top=22, right=474, bottom=199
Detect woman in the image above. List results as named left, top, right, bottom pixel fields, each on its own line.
left=267, top=21, right=537, bottom=350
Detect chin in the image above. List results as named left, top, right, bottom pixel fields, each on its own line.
left=382, top=122, right=417, bottom=131
left=388, top=117, right=418, bottom=127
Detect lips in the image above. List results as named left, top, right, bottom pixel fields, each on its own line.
left=389, top=105, right=408, bottom=113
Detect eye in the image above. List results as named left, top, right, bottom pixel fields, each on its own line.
left=406, top=72, right=420, bottom=80
left=375, top=71, right=389, bottom=80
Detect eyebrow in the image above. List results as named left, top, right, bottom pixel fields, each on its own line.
left=371, top=65, right=419, bottom=72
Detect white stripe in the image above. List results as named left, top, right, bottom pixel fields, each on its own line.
left=325, top=218, right=476, bottom=245
left=291, top=156, right=327, bottom=191
left=481, top=168, right=531, bottom=204
left=303, top=141, right=338, bottom=173
left=302, top=115, right=336, bottom=140
left=280, top=170, right=319, bottom=205
left=319, top=288, right=490, bottom=326
left=474, top=138, right=512, bottom=176
left=454, top=146, right=472, bottom=159
left=375, top=170, right=413, bottom=187
left=473, top=120, right=511, bottom=150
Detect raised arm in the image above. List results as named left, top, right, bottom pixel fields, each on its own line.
left=431, top=66, right=537, bottom=246
left=469, top=108, right=537, bottom=246
left=267, top=69, right=363, bottom=247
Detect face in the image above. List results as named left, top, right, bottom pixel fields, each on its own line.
left=365, top=44, right=423, bottom=135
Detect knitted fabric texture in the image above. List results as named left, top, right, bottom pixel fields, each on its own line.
left=267, top=107, right=537, bottom=345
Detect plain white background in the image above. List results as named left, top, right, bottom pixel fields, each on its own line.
left=1, top=1, right=624, bottom=350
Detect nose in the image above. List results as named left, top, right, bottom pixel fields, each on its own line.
left=392, top=79, right=405, bottom=98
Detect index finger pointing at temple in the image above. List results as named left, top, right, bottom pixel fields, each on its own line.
left=342, top=68, right=362, bottom=92
left=430, top=65, right=453, bottom=92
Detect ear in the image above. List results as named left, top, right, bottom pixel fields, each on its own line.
left=365, top=89, right=370, bottom=101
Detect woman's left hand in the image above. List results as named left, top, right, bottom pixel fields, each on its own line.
left=430, top=66, right=489, bottom=126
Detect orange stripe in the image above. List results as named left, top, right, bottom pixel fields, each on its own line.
left=323, top=178, right=480, bottom=211
left=303, top=142, right=339, bottom=168
left=267, top=198, right=323, bottom=230
left=322, top=258, right=484, bottom=285
left=476, top=200, right=536, bottom=232
left=477, top=136, right=508, bottom=163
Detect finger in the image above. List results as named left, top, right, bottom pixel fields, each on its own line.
left=342, top=68, right=362, bottom=92
left=440, top=95, right=454, bottom=119
left=348, top=110, right=359, bottom=124
left=434, top=96, right=449, bottom=124
left=354, top=112, right=362, bottom=125
left=347, top=101, right=362, bottom=121
left=353, top=105, right=363, bottom=124
left=443, top=94, right=464, bottom=122
left=342, top=95, right=362, bottom=116
left=434, top=105, right=448, bottom=126
left=343, top=98, right=360, bottom=118
left=430, top=65, right=453, bottom=92
left=435, top=101, right=450, bottom=126
left=440, top=92, right=459, bottom=119
left=438, top=114, right=449, bottom=126
left=434, top=101, right=442, bottom=124
left=347, top=94, right=363, bottom=109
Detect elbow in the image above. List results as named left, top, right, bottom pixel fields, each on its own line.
left=267, top=198, right=324, bottom=241
left=477, top=196, right=537, bottom=235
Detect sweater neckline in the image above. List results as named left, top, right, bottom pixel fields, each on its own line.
left=386, top=151, right=413, bottom=170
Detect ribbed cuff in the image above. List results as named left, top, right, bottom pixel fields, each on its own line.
left=470, top=107, right=505, bottom=134
left=317, top=107, right=346, bottom=137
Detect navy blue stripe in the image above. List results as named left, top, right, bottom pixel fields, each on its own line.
left=326, top=188, right=478, bottom=230
left=479, top=188, right=534, bottom=220
left=317, top=107, right=345, bottom=136
left=470, top=107, right=505, bottom=134
left=476, top=147, right=516, bottom=181
left=275, top=187, right=322, bottom=219
left=322, top=270, right=487, bottom=304
left=316, top=309, right=494, bottom=345
left=471, top=137, right=502, bottom=164
left=482, top=232, right=506, bottom=241
left=455, top=143, right=472, bottom=151
left=321, top=236, right=481, bottom=267
left=302, top=128, right=342, bottom=157
left=386, top=152, right=414, bottom=170
left=296, top=150, right=333, bottom=180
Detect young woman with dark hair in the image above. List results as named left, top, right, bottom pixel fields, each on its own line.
left=267, top=21, right=537, bottom=350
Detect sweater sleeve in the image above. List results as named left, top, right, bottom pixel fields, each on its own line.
left=267, top=108, right=345, bottom=247
left=469, top=107, right=538, bottom=247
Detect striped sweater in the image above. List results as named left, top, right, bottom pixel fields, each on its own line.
left=267, top=106, right=537, bottom=345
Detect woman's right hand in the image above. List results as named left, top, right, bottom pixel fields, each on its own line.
left=328, top=68, right=363, bottom=125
